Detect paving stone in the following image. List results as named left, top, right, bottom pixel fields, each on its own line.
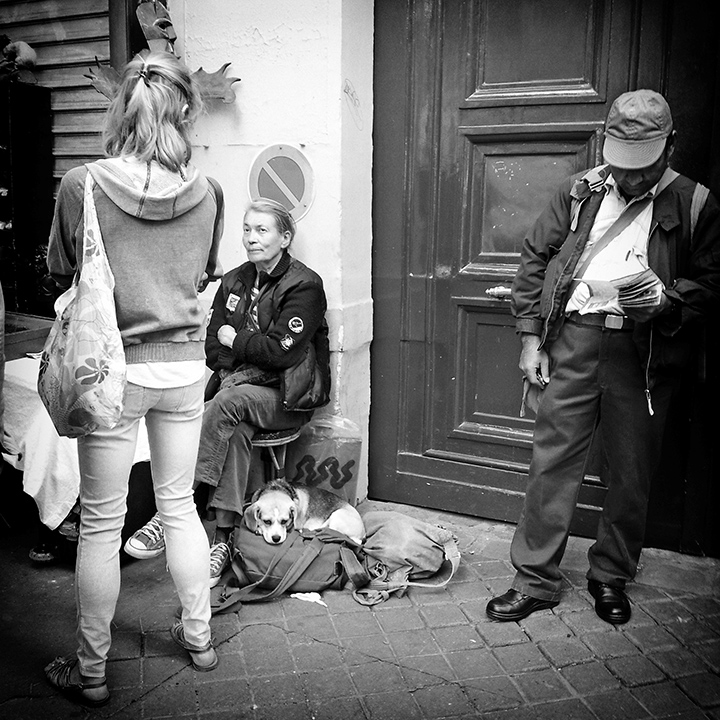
left=374, top=606, right=426, bottom=633
left=664, top=618, right=720, bottom=645
left=554, top=589, right=594, bottom=614
left=625, top=623, right=679, bottom=652
left=628, top=584, right=670, bottom=602
left=513, top=667, right=573, bottom=703
left=583, top=688, right=651, bottom=720
left=605, top=654, right=667, bottom=687
left=350, top=660, right=408, bottom=695
left=413, top=681, right=476, bottom=718
left=679, top=596, right=720, bottom=618
left=108, top=657, right=143, bottom=689
left=520, top=612, right=575, bottom=641
left=142, top=679, right=198, bottom=717
left=286, top=613, right=339, bottom=643
left=333, top=610, right=383, bottom=638
left=641, top=599, right=697, bottom=625
left=445, top=647, right=505, bottom=680
left=457, top=599, right=491, bottom=623
left=469, top=559, right=514, bottom=580
left=385, top=628, right=441, bottom=657
left=410, top=585, right=456, bottom=606
left=301, top=666, right=358, bottom=699
left=493, top=642, right=551, bottom=673
left=236, top=622, right=290, bottom=649
left=560, top=660, right=620, bottom=695
left=446, top=580, right=493, bottom=602
left=291, top=639, right=344, bottom=670
left=476, top=619, right=530, bottom=647
left=580, top=630, right=640, bottom=658
left=677, top=672, right=720, bottom=708
left=421, top=602, right=474, bottom=628
left=109, top=629, right=143, bottom=660
left=308, top=696, right=367, bottom=720
left=449, top=560, right=479, bottom=582
left=561, top=609, right=617, bottom=635
left=538, top=636, right=595, bottom=667
left=195, top=677, right=253, bottom=713
left=341, top=634, right=395, bottom=664
left=254, top=701, right=314, bottom=720
left=201, top=651, right=247, bottom=680
left=631, top=681, right=700, bottom=717
left=432, top=624, right=484, bottom=652
left=362, top=690, right=423, bottom=720
left=462, top=675, right=524, bottom=713
left=647, top=647, right=709, bottom=678
left=244, top=644, right=296, bottom=676
left=236, top=599, right=285, bottom=623
left=532, top=698, right=597, bottom=720
left=399, top=654, right=456, bottom=688
left=249, top=672, right=306, bottom=707
left=620, top=604, right=657, bottom=627
left=480, top=706, right=537, bottom=720
left=691, top=638, right=720, bottom=673
left=142, top=653, right=191, bottom=687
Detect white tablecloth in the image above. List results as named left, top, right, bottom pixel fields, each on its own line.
left=1, top=357, right=150, bottom=530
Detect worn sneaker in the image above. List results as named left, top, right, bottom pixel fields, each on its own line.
left=124, top=513, right=165, bottom=559
left=209, top=541, right=231, bottom=588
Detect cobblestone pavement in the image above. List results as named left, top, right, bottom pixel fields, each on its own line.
left=1, top=499, right=719, bottom=719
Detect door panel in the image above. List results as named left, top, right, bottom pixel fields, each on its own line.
left=371, top=0, right=720, bottom=554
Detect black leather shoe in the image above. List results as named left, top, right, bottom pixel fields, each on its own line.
left=588, top=580, right=631, bottom=624
left=486, top=589, right=559, bottom=622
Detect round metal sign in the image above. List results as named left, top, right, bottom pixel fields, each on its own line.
left=248, top=144, right=315, bottom=221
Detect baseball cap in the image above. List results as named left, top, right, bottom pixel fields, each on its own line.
left=602, top=89, right=673, bottom=169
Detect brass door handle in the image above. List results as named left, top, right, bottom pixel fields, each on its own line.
left=485, top=286, right=512, bottom=300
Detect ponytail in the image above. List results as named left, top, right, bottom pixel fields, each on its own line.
left=102, top=52, right=203, bottom=172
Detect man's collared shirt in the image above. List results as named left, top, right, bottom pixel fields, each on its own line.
left=565, top=175, right=658, bottom=315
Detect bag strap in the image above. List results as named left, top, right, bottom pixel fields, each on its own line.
left=573, top=195, right=652, bottom=281
left=207, top=176, right=224, bottom=240
left=690, top=182, right=710, bottom=240
left=339, top=545, right=373, bottom=588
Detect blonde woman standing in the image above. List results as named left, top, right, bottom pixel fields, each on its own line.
left=43, top=51, right=224, bottom=706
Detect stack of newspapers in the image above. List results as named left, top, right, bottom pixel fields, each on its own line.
left=584, top=267, right=664, bottom=310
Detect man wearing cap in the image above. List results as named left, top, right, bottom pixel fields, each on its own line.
left=486, top=89, right=720, bottom=625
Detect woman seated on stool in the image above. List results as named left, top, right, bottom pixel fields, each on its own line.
left=125, top=198, right=330, bottom=587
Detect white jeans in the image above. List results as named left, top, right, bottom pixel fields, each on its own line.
left=75, top=378, right=211, bottom=677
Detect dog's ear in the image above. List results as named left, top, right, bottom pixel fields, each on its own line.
left=243, top=502, right=259, bottom=533
left=288, top=504, right=296, bottom=531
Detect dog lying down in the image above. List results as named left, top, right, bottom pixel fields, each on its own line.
left=243, top=479, right=366, bottom=545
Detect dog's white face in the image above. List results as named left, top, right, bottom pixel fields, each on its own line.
left=247, top=489, right=297, bottom=544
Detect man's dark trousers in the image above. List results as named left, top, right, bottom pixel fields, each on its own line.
left=510, top=318, right=676, bottom=602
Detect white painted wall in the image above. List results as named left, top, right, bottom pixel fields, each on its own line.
left=170, top=0, right=374, bottom=500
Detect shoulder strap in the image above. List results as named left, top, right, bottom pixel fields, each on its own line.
left=691, top=182, right=710, bottom=239
left=574, top=194, right=652, bottom=281
left=207, top=176, right=224, bottom=238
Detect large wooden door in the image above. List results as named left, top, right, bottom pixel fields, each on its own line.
left=371, top=0, right=720, bottom=554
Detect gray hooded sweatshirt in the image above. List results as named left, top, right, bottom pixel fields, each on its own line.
left=47, top=158, right=223, bottom=364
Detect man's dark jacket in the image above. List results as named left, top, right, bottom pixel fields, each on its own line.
left=511, top=168, right=720, bottom=390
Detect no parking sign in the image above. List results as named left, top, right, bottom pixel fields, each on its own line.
left=248, top=144, right=315, bottom=221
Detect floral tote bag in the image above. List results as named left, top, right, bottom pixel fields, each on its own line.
left=37, top=170, right=126, bottom=438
